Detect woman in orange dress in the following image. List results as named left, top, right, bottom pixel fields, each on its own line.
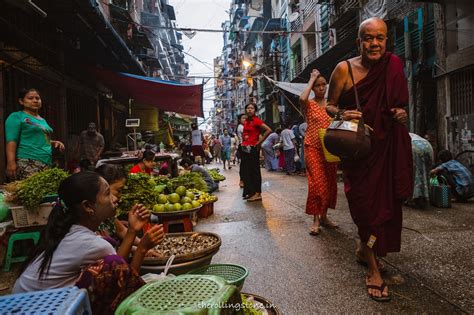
left=300, top=69, right=338, bottom=235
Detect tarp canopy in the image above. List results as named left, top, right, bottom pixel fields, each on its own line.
left=92, top=68, right=204, bottom=117
left=264, top=76, right=315, bottom=98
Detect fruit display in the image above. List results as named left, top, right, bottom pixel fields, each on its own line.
left=117, top=173, right=168, bottom=215
left=167, top=172, right=208, bottom=193
left=151, top=186, right=201, bottom=213
left=145, top=233, right=220, bottom=258
left=207, top=169, right=226, bottom=182
left=197, top=191, right=218, bottom=204
left=4, top=168, right=69, bottom=209
left=186, top=189, right=218, bottom=204
left=118, top=173, right=215, bottom=215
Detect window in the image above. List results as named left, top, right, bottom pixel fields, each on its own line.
left=450, top=66, right=474, bottom=116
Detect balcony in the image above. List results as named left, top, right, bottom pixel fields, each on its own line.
left=329, top=0, right=359, bottom=29
left=303, top=47, right=318, bottom=68
left=303, top=0, right=317, bottom=23
left=290, top=14, right=303, bottom=32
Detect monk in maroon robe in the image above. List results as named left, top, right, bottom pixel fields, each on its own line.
left=327, top=17, right=413, bottom=301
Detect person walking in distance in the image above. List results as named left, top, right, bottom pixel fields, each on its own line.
left=280, top=122, right=297, bottom=175
left=220, top=129, right=232, bottom=170
left=190, top=123, right=205, bottom=165
left=326, top=17, right=413, bottom=301
left=300, top=69, right=338, bottom=235
left=241, top=103, right=272, bottom=201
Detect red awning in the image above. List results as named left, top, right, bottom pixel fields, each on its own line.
left=92, top=68, right=204, bottom=117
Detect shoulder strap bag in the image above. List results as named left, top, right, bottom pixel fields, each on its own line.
left=323, top=61, right=372, bottom=161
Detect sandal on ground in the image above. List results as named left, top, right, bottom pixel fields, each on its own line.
left=356, top=253, right=387, bottom=273
left=366, top=280, right=391, bottom=302
left=309, top=227, right=320, bottom=236
left=246, top=194, right=262, bottom=202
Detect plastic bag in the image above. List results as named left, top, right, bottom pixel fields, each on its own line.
left=141, top=255, right=176, bottom=283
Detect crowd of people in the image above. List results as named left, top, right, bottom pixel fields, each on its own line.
left=3, top=17, right=474, bottom=311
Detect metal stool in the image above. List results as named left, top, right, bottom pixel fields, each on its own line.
left=3, top=231, right=40, bottom=271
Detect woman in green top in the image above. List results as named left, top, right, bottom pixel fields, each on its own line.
left=5, top=88, right=65, bottom=180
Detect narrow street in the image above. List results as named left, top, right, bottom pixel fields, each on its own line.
left=198, top=163, right=473, bottom=314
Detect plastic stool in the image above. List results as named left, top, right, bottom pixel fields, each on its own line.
left=161, top=215, right=193, bottom=233
left=0, top=286, right=92, bottom=315
left=3, top=231, right=40, bottom=271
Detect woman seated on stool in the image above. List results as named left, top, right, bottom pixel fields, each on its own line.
left=180, top=157, right=218, bottom=192
left=13, top=172, right=164, bottom=314
left=129, top=150, right=156, bottom=174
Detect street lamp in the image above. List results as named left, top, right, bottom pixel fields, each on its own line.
left=242, top=59, right=253, bottom=69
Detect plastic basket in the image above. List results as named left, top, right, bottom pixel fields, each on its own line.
left=115, top=275, right=242, bottom=315
left=0, top=286, right=92, bottom=315
left=188, top=263, right=249, bottom=290
left=10, top=202, right=53, bottom=228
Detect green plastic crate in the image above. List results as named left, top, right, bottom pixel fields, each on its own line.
left=115, top=275, right=242, bottom=315
left=187, top=264, right=248, bottom=290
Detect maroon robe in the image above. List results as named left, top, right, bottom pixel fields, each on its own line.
left=338, top=52, right=413, bottom=256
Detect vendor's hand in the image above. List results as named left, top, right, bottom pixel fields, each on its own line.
left=342, top=110, right=362, bottom=121
left=430, top=169, right=438, bottom=176
left=310, top=69, right=320, bottom=81
left=52, top=140, right=65, bottom=151
left=138, top=224, right=164, bottom=251
left=6, top=162, right=17, bottom=179
left=391, top=108, right=407, bottom=124
left=128, top=204, right=150, bottom=232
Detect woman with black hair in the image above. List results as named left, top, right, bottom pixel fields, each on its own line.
left=5, top=88, right=65, bottom=180
left=241, top=103, right=272, bottom=201
left=180, top=157, right=218, bottom=192
left=13, top=172, right=163, bottom=313
left=236, top=113, right=247, bottom=186
left=96, top=164, right=145, bottom=250
left=129, top=150, right=156, bottom=174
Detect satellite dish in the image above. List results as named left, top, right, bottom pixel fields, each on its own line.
left=288, top=12, right=299, bottom=23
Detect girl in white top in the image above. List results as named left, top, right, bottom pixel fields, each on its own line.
left=13, top=172, right=164, bottom=293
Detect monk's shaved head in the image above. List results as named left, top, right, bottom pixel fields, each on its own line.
left=358, top=17, right=387, bottom=38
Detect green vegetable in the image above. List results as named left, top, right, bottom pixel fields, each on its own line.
left=5, top=168, right=69, bottom=209
left=167, top=172, right=208, bottom=193
left=117, top=173, right=169, bottom=216
left=207, top=169, right=226, bottom=181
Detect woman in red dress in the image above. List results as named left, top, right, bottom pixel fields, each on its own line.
left=300, top=69, right=338, bottom=235
left=129, top=150, right=156, bottom=174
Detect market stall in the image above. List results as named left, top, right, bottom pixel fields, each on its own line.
left=96, top=151, right=181, bottom=177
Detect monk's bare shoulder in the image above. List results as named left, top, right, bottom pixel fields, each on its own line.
left=331, top=61, right=349, bottom=81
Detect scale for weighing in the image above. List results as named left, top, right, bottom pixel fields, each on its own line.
left=126, top=118, right=141, bottom=151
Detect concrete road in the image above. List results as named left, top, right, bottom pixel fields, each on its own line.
left=197, top=164, right=473, bottom=314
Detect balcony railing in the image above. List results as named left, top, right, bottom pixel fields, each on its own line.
left=303, top=47, right=318, bottom=68
left=303, top=0, right=317, bottom=22
left=290, top=15, right=303, bottom=32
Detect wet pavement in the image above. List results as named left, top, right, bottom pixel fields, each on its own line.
left=0, top=163, right=472, bottom=314
left=197, top=163, right=473, bottom=314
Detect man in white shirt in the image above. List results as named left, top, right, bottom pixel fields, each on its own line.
left=280, top=122, right=297, bottom=175
left=190, top=123, right=205, bottom=165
